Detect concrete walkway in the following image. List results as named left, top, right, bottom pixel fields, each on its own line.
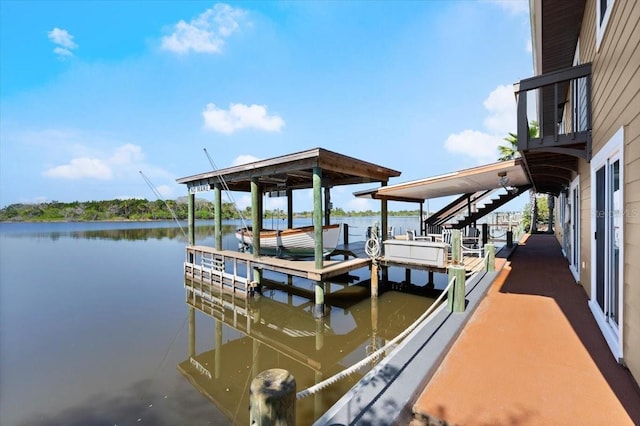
left=412, top=234, right=640, bottom=425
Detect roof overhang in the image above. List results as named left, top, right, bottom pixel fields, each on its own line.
left=176, top=147, right=401, bottom=193
left=355, top=159, right=529, bottom=202
left=522, top=0, right=587, bottom=195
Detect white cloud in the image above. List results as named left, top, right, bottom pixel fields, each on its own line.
left=48, top=27, right=77, bottom=58
left=444, top=84, right=525, bottom=164
left=44, top=158, right=113, bottom=180
left=109, top=144, right=144, bottom=165
left=161, top=3, right=247, bottom=54
left=43, top=143, right=149, bottom=181
left=203, top=103, right=285, bottom=134
left=232, top=154, right=261, bottom=166
left=482, top=84, right=517, bottom=135
left=444, top=130, right=505, bottom=164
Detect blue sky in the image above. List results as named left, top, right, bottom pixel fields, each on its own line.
left=0, top=0, right=534, bottom=213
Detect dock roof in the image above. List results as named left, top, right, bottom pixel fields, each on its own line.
left=354, top=159, right=529, bottom=202
left=176, top=147, right=401, bottom=193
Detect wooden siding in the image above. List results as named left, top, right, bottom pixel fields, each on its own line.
left=580, top=0, right=640, bottom=380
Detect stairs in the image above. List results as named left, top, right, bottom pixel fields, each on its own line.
left=424, top=185, right=531, bottom=231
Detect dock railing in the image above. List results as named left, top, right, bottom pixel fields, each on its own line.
left=184, top=246, right=254, bottom=297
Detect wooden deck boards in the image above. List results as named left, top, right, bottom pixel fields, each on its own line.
left=187, top=244, right=485, bottom=286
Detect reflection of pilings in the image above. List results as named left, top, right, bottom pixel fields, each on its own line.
left=315, top=317, right=324, bottom=351
left=371, top=263, right=379, bottom=297
left=314, top=281, right=325, bottom=318
left=315, top=370, right=323, bottom=420
left=253, top=339, right=260, bottom=377
left=189, top=306, right=196, bottom=358
left=215, top=319, right=222, bottom=379
left=371, top=295, right=378, bottom=335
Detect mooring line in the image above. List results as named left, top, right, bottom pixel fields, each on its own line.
left=296, top=276, right=455, bottom=400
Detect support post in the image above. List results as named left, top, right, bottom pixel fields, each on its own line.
left=250, top=369, right=296, bottom=426
left=381, top=181, right=388, bottom=248
left=188, top=192, right=195, bottom=246
left=485, top=243, right=495, bottom=272
left=447, top=265, right=466, bottom=313
left=324, top=186, right=331, bottom=226
left=287, top=189, right=293, bottom=230
left=371, top=262, right=379, bottom=297
left=482, top=223, right=488, bottom=245
left=506, top=230, right=513, bottom=248
left=451, top=229, right=462, bottom=264
left=405, top=268, right=411, bottom=285
left=214, top=183, right=222, bottom=250
left=251, top=177, right=261, bottom=257
left=313, top=167, right=323, bottom=269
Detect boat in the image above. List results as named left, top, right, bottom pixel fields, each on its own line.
left=235, top=224, right=342, bottom=257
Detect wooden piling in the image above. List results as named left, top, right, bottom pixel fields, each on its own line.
left=447, top=265, right=466, bottom=313
left=371, top=262, right=379, bottom=297
left=485, top=243, right=495, bottom=272
left=451, top=229, right=462, bottom=264
left=250, top=368, right=296, bottom=426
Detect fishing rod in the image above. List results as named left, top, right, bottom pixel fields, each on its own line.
left=139, top=171, right=187, bottom=238
left=203, top=148, right=249, bottom=230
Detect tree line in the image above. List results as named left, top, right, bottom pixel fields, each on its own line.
left=0, top=198, right=421, bottom=222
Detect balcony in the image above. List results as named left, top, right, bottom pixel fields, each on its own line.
left=515, top=63, right=592, bottom=194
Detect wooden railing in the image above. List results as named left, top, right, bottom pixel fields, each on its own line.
left=185, top=246, right=255, bottom=297
left=515, top=63, right=592, bottom=160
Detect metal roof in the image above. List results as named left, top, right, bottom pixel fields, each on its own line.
left=354, top=159, right=529, bottom=202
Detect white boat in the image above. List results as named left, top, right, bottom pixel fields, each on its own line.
left=235, top=224, right=342, bottom=257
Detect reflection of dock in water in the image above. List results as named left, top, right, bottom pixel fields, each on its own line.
left=179, top=278, right=433, bottom=424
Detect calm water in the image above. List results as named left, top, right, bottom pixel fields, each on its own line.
left=0, top=217, right=443, bottom=425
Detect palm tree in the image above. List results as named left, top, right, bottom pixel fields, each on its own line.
left=498, top=121, right=539, bottom=233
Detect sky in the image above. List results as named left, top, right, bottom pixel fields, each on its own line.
left=0, top=0, right=535, bottom=213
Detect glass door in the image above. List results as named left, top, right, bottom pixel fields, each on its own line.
left=591, top=129, right=623, bottom=360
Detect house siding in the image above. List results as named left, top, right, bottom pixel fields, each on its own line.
left=579, top=0, right=640, bottom=379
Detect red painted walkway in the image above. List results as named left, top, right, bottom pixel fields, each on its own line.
left=412, top=234, right=640, bottom=425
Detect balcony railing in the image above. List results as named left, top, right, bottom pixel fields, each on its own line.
left=515, top=63, right=592, bottom=160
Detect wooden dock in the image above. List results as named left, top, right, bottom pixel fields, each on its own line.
left=185, top=241, right=489, bottom=300
left=186, top=245, right=372, bottom=284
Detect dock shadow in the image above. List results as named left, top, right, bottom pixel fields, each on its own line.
left=498, top=234, right=640, bottom=423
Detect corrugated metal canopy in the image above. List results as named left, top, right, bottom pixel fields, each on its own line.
left=355, top=159, right=529, bottom=202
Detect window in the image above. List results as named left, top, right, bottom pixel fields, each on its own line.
left=596, top=0, right=615, bottom=50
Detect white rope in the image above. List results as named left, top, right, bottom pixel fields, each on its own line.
left=296, top=275, right=456, bottom=400
left=365, top=222, right=381, bottom=258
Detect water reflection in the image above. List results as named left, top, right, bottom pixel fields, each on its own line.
left=0, top=223, right=237, bottom=243
left=179, top=275, right=434, bottom=425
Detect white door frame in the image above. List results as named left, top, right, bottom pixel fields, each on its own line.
left=568, top=176, right=580, bottom=282
left=589, top=127, right=624, bottom=361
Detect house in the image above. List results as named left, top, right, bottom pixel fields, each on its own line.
left=515, top=0, right=639, bottom=383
